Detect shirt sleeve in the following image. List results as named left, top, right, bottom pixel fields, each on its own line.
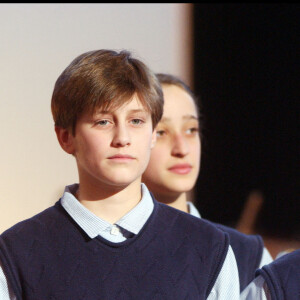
left=207, top=245, right=240, bottom=300
left=240, top=275, right=271, bottom=300
left=0, top=261, right=16, bottom=300
left=259, top=247, right=273, bottom=268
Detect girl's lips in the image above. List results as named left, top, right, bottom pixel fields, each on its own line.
left=168, top=164, right=192, bottom=174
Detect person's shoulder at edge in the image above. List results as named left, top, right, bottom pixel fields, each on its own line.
left=241, top=249, right=300, bottom=300
left=0, top=201, right=60, bottom=237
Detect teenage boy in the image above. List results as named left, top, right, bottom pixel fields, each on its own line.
left=0, top=49, right=240, bottom=299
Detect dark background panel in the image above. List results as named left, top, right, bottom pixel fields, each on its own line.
left=193, top=4, right=299, bottom=233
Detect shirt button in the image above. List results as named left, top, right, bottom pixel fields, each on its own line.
left=111, top=225, right=120, bottom=236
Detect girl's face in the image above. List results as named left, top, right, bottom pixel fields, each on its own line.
left=142, top=84, right=201, bottom=200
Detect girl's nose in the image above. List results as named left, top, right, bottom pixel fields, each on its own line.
left=171, top=135, right=189, bottom=157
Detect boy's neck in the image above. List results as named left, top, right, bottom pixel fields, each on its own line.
left=76, top=179, right=143, bottom=224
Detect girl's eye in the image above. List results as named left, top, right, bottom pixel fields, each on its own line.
left=156, top=130, right=166, bottom=137
left=186, top=127, right=199, bottom=135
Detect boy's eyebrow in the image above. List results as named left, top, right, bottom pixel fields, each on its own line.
left=127, top=109, right=149, bottom=114
left=94, top=108, right=148, bottom=115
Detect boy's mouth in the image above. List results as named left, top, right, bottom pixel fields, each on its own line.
left=108, top=154, right=135, bottom=162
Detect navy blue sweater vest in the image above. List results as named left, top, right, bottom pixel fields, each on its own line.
left=256, top=249, right=300, bottom=300
left=0, top=200, right=229, bottom=300
left=213, top=223, right=263, bottom=291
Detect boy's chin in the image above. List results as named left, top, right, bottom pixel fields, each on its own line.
left=104, top=175, right=142, bottom=188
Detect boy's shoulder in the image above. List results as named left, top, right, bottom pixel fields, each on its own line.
left=0, top=200, right=78, bottom=265
left=1, top=201, right=62, bottom=239
left=153, top=201, right=230, bottom=295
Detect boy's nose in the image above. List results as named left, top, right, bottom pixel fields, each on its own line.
left=171, top=135, right=189, bottom=157
left=111, top=126, right=131, bottom=147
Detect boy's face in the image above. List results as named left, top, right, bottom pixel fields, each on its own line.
left=142, top=84, right=201, bottom=198
left=60, top=95, right=156, bottom=190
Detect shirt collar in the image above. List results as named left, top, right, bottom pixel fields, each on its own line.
left=61, top=183, right=154, bottom=239
left=187, top=201, right=201, bottom=218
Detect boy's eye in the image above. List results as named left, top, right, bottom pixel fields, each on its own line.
left=96, top=120, right=110, bottom=126
left=130, top=119, right=143, bottom=125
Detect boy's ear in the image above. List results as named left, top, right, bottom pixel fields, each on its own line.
left=55, top=126, right=75, bottom=154
left=151, top=129, right=157, bottom=149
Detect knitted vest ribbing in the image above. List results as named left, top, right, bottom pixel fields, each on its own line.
left=0, top=200, right=229, bottom=300
left=256, top=249, right=300, bottom=300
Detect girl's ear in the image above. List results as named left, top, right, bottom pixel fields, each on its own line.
left=55, top=126, right=75, bottom=155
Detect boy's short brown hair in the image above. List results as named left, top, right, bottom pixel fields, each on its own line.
left=51, top=49, right=164, bottom=134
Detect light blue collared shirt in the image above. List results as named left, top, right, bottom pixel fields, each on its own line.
left=187, top=201, right=201, bottom=217
left=61, top=183, right=154, bottom=243
left=240, top=275, right=271, bottom=300
left=0, top=186, right=241, bottom=300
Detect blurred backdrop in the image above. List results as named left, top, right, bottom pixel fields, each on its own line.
left=193, top=4, right=299, bottom=257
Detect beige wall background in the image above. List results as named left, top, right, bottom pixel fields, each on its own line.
left=0, top=3, right=193, bottom=232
